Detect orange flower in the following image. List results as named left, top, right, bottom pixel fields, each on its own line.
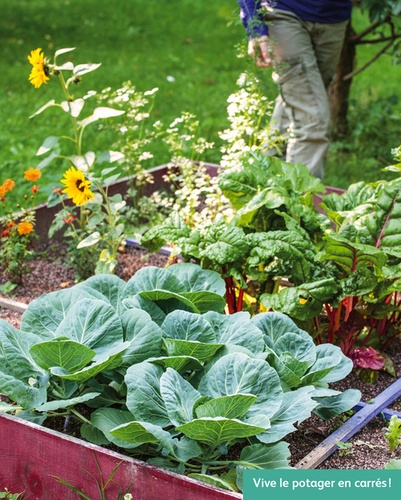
left=0, top=186, right=6, bottom=197
left=31, top=185, right=39, bottom=193
left=24, top=168, right=42, bottom=182
left=1, top=229, right=10, bottom=238
left=7, top=221, right=16, bottom=229
left=17, top=221, right=34, bottom=235
left=3, top=179, right=16, bottom=192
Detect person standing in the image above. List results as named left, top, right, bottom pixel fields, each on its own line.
left=237, top=1, right=352, bottom=179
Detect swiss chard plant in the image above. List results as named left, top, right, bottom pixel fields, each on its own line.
left=0, top=264, right=360, bottom=492
left=141, top=152, right=401, bottom=374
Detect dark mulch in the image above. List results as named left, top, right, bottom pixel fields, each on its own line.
left=1, top=242, right=400, bottom=470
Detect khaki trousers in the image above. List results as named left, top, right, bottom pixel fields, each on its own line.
left=266, top=9, right=348, bottom=179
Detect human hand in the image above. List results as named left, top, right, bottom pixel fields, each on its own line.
left=248, top=35, right=272, bottom=68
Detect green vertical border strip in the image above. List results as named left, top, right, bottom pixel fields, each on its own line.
left=244, top=470, right=401, bottom=500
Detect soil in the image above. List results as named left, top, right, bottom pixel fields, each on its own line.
left=1, top=242, right=401, bottom=471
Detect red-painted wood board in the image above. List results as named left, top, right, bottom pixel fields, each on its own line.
left=0, top=413, right=241, bottom=500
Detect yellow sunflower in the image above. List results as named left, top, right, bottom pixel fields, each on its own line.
left=61, top=166, right=95, bottom=206
left=24, top=168, right=42, bottom=182
left=28, top=48, right=50, bottom=88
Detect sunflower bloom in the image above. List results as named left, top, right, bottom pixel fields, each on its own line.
left=24, top=168, right=42, bottom=182
left=17, top=221, right=34, bottom=236
left=61, top=166, right=95, bottom=206
left=3, top=179, right=16, bottom=192
left=0, top=186, right=6, bottom=197
left=28, top=48, right=50, bottom=88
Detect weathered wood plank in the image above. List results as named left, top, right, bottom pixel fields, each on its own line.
left=0, top=297, right=27, bottom=313
left=0, top=413, right=241, bottom=500
left=296, top=377, right=401, bottom=469
left=353, top=401, right=401, bottom=420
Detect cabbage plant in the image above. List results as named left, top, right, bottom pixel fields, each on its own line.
left=0, top=264, right=360, bottom=492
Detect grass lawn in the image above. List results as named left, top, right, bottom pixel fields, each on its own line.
left=1, top=0, right=401, bottom=202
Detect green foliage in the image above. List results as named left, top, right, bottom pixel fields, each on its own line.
left=384, top=415, right=401, bottom=453
left=141, top=151, right=401, bottom=370
left=0, top=490, right=25, bottom=500
left=0, top=264, right=359, bottom=491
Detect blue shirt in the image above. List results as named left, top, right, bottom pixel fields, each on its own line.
left=238, top=1, right=352, bottom=37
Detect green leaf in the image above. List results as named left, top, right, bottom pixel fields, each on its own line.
left=195, top=394, right=257, bottom=419
left=260, top=279, right=338, bottom=322
left=162, top=338, right=223, bottom=362
left=54, top=298, right=124, bottom=353
left=21, top=287, right=100, bottom=339
left=140, top=211, right=191, bottom=253
left=76, top=273, right=127, bottom=315
left=166, top=263, right=226, bottom=296
left=257, top=387, right=317, bottom=443
left=90, top=407, right=141, bottom=449
left=187, top=474, right=237, bottom=492
left=30, top=339, right=95, bottom=371
left=125, top=362, right=170, bottom=426
left=199, top=220, right=249, bottom=265
left=204, top=311, right=265, bottom=355
left=149, top=355, right=203, bottom=373
left=161, top=310, right=216, bottom=343
left=302, top=344, right=353, bottom=385
left=313, top=388, right=361, bottom=419
left=73, top=63, right=102, bottom=76
left=35, top=392, right=100, bottom=412
left=235, top=442, right=291, bottom=489
left=120, top=309, right=163, bottom=365
left=160, top=368, right=201, bottom=426
left=36, top=136, right=59, bottom=155
left=77, top=231, right=101, bottom=249
left=198, top=352, right=283, bottom=420
left=177, top=417, right=267, bottom=447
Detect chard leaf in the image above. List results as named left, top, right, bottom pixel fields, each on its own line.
left=55, top=299, right=124, bottom=353
left=317, top=235, right=387, bottom=275
left=161, top=310, right=216, bottom=343
left=362, top=178, right=401, bottom=256
left=176, top=417, right=267, bottom=446
left=257, top=387, right=317, bottom=443
left=162, top=338, right=223, bottom=362
left=260, top=279, right=338, bottom=321
left=160, top=368, right=201, bottom=426
left=203, top=311, right=265, bottom=355
left=313, top=388, right=361, bottom=419
left=198, top=220, right=248, bottom=264
left=198, top=353, right=282, bottom=419
left=30, top=339, right=95, bottom=371
left=125, top=362, right=170, bottom=426
left=20, top=288, right=98, bottom=339
left=195, top=394, right=257, bottom=419
left=90, top=407, right=142, bottom=449
left=247, top=230, right=315, bottom=283
left=140, top=211, right=191, bottom=252
left=120, top=309, right=163, bottom=365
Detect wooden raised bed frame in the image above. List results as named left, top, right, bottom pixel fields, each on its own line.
left=0, top=412, right=241, bottom=500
